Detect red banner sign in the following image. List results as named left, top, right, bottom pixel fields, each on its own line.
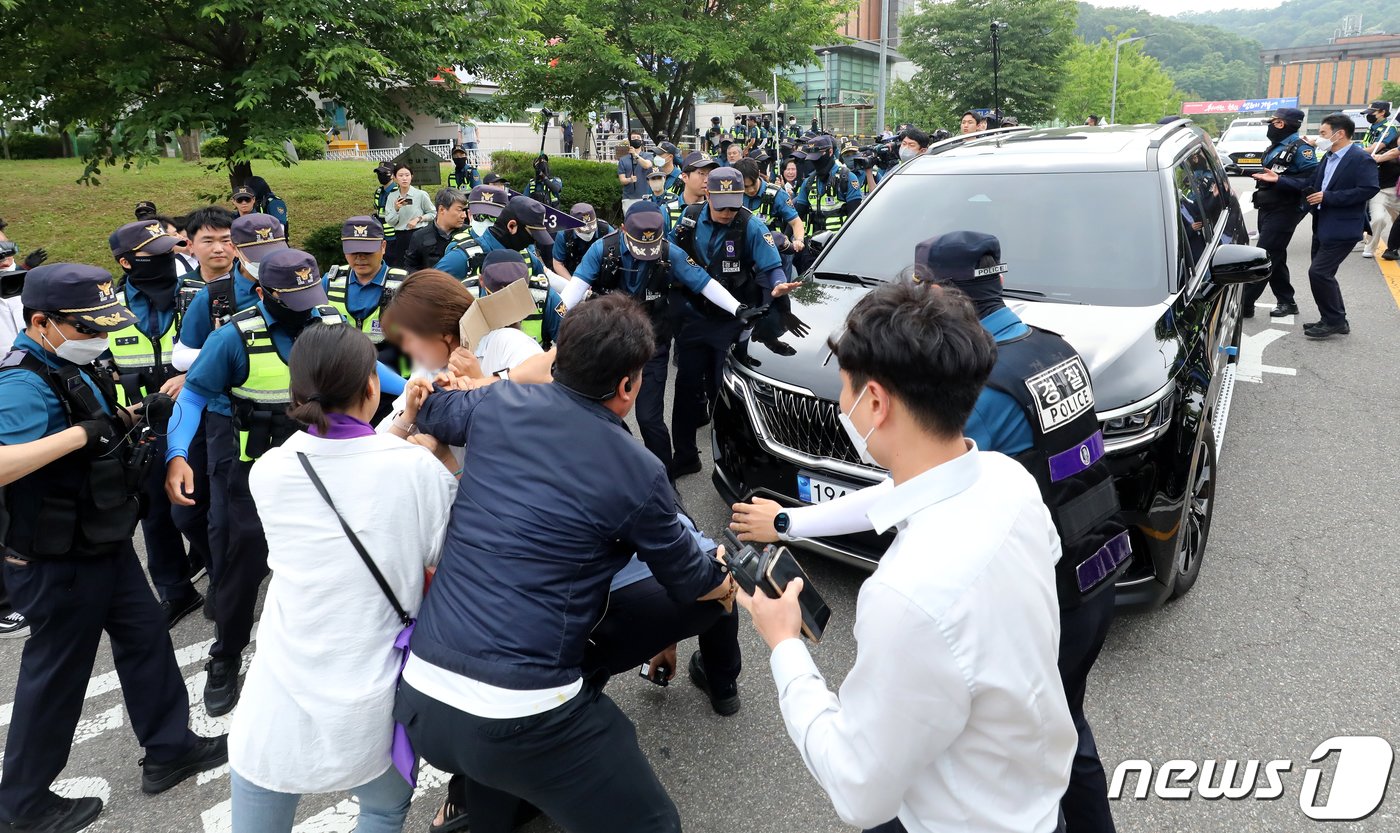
left=1182, top=100, right=1247, bottom=115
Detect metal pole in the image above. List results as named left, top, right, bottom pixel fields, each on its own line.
left=992, top=25, right=999, bottom=122
left=1111, top=35, right=1148, bottom=125
left=876, top=0, right=890, bottom=135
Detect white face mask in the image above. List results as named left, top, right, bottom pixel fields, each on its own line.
left=471, top=217, right=494, bottom=237
left=837, top=384, right=877, bottom=466
left=576, top=227, right=596, bottom=242
left=898, top=145, right=917, bottom=161
left=42, top=324, right=110, bottom=365
left=241, top=260, right=260, bottom=279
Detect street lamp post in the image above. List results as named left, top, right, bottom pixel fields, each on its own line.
left=876, top=2, right=890, bottom=135
left=1111, top=34, right=1150, bottom=125
left=990, top=22, right=1007, bottom=122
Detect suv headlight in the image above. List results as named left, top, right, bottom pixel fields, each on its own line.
left=1099, top=386, right=1176, bottom=451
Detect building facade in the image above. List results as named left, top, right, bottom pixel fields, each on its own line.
left=1263, top=34, right=1400, bottom=117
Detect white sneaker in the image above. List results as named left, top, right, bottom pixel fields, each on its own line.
left=1363, top=249, right=1375, bottom=258
left=0, top=610, right=29, bottom=640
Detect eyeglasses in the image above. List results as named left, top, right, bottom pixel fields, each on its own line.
left=54, top=315, right=101, bottom=336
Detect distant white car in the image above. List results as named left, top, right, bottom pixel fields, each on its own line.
left=1216, top=118, right=1270, bottom=174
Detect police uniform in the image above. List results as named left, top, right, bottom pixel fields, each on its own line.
left=793, top=135, right=863, bottom=235
left=670, top=169, right=784, bottom=473
left=447, top=151, right=478, bottom=190
left=0, top=265, right=225, bottom=831
left=705, top=121, right=725, bottom=156
left=553, top=203, right=614, bottom=274
left=435, top=194, right=552, bottom=282
left=105, top=222, right=209, bottom=618
left=919, top=232, right=1129, bottom=833
left=1244, top=108, right=1319, bottom=317
left=322, top=217, right=410, bottom=368
left=744, top=179, right=801, bottom=277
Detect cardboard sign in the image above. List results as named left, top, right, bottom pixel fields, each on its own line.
left=391, top=143, right=443, bottom=187
left=505, top=188, right=587, bottom=231
left=458, top=278, right=537, bottom=351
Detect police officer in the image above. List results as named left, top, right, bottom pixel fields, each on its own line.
left=447, top=145, right=478, bottom=190
left=643, top=168, right=683, bottom=234
left=525, top=154, right=564, bottom=209
left=446, top=183, right=510, bottom=264
left=552, top=203, right=614, bottom=279
left=669, top=168, right=798, bottom=477
left=164, top=250, right=404, bottom=716
left=322, top=216, right=410, bottom=368
left=730, top=117, right=749, bottom=147
left=793, top=134, right=863, bottom=247
left=0, top=265, right=227, bottom=833
left=477, top=249, right=565, bottom=351
left=669, top=151, right=719, bottom=231
left=559, top=203, right=757, bottom=472
left=106, top=221, right=208, bottom=626
left=735, top=158, right=804, bottom=278
left=434, top=195, right=554, bottom=282
left=705, top=116, right=725, bottom=155
left=731, top=231, right=1131, bottom=833
left=1360, top=100, right=1400, bottom=259
left=652, top=141, right=684, bottom=194
left=1245, top=107, right=1318, bottom=318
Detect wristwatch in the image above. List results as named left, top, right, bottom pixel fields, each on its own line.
left=774, top=511, right=794, bottom=541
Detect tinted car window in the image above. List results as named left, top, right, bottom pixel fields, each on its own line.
left=817, top=171, right=1169, bottom=307
left=1174, top=163, right=1209, bottom=267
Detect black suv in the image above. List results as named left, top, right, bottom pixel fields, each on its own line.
left=711, top=122, right=1270, bottom=607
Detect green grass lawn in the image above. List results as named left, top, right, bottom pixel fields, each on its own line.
left=0, top=158, right=418, bottom=270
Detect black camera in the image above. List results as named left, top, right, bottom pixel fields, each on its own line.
left=723, top=531, right=830, bottom=642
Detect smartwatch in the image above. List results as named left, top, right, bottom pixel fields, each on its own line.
left=774, top=511, right=794, bottom=541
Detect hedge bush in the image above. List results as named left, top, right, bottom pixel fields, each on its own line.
left=6, top=133, right=64, bottom=159
left=200, top=136, right=229, bottom=158
left=490, top=151, right=623, bottom=226
left=302, top=223, right=345, bottom=271
left=294, top=133, right=327, bottom=161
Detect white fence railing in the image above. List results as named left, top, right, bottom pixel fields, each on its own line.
left=326, top=144, right=581, bottom=166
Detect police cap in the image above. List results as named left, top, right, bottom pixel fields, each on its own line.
left=569, top=203, right=597, bottom=230
left=646, top=167, right=667, bottom=180
left=341, top=216, right=385, bottom=254
left=482, top=172, right=510, bottom=186
left=109, top=220, right=181, bottom=261
left=480, top=249, right=531, bottom=294
left=232, top=214, right=289, bottom=262
left=21, top=264, right=137, bottom=332
left=1271, top=107, right=1304, bottom=125
left=913, top=231, right=1006, bottom=285
left=623, top=203, right=667, bottom=262
left=681, top=151, right=719, bottom=173
left=232, top=185, right=255, bottom=203
left=657, top=141, right=681, bottom=159
left=468, top=185, right=508, bottom=218
left=1364, top=100, right=1392, bottom=115
left=707, top=168, right=745, bottom=209
left=257, top=249, right=328, bottom=312
left=500, top=195, right=554, bottom=250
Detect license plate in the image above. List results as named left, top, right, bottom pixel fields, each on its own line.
left=1237, top=156, right=1260, bottom=166
left=797, top=473, right=852, bottom=504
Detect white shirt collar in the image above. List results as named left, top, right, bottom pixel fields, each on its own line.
left=866, top=440, right=982, bottom=534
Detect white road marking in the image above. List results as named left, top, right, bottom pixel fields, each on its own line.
left=53, top=776, right=111, bottom=804
left=201, top=799, right=231, bottom=833
left=1237, top=328, right=1297, bottom=383
left=73, top=705, right=125, bottom=746
left=198, top=764, right=229, bottom=787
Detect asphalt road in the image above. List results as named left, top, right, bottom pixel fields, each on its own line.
left=3, top=177, right=1400, bottom=832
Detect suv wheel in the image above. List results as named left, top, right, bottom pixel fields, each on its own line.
left=1170, top=425, right=1216, bottom=600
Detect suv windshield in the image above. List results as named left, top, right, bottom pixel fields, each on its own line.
left=817, top=170, right=1169, bottom=306
left=1223, top=126, right=1267, bottom=143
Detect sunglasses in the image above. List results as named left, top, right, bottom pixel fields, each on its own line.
left=712, top=206, right=740, bottom=213
left=54, top=315, right=101, bottom=336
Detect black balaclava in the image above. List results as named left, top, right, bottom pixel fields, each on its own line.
left=492, top=208, right=535, bottom=251
left=126, top=252, right=180, bottom=311
left=814, top=150, right=835, bottom=174
left=953, top=274, right=1006, bottom=319
left=264, top=295, right=313, bottom=334
left=1267, top=122, right=1297, bottom=144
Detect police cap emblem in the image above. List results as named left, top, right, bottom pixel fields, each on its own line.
left=295, top=267, right=315, bottom=286
left=353, top=225, right=369, bottom=237
left=255, top=227, right=273, bottom=241
left=145, top=223, right=165, bottom=239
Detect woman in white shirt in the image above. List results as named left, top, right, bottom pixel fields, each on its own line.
left=229, top=324, right=457, bottom=833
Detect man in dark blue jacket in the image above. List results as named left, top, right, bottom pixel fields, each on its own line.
left=397, top=293, right=735, bottom=833
left=1258, top=112, right=1380, bottom=339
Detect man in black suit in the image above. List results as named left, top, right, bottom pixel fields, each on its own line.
left=1257, top=112, right=1380, bottom=339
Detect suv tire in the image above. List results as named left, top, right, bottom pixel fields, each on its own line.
left=1170, top=424, right=1216, bottom=600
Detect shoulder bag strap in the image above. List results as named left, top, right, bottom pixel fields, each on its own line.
left=296, top=451, right=413, bottom=627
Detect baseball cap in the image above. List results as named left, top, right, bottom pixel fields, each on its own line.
left=796, top=135, right=835, bottom=160
left=747, top=148, right=771, bottom=163
left=1273, top=107, right=1305, bottom=124
left=468, top=185, right=508, bottom=218
left=913, top=231, right=1005, bottom=285
left=451, top=145, right=468, bottom=156
left=232, top=185, right=255, bottom=203
left=21, top=264, right=136, bottom=332
left=232, top=214, right=289, bottom=262
left=769, top=230, right=792, bottom=253
left=134, top=200, right=158, bottom=219
left=257, top=249, right=327, bottom=312
left=341, top=216, right=386, bottom=255
left=109, top=220, right=181, bottom=260
left=623, top=203, right=667, bottom=261
left=681, top=151, right=719, bottom=172
left=479, top=249, right=531, bottom=294
left=502, top=195, right=554, bottom=250
left=482, top=172, right=510, bottom=186
left=657, top=141, right=680, bottom=159
left=1364, top=100, right=1392, bottom=114
left=707, top=168, right=745, bottom=209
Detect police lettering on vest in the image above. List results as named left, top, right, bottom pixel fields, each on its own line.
left=983, top=327, right=1132, bottom=608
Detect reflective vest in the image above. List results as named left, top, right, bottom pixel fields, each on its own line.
left=801, top=166, right=855, bottom=233
left=447, top=167, right=477, bottom=189
left=753, top=183, right=784, bottom=231
left=108, top=289, right=182, bottom=406
left=984, top=326, right=1131, bottom=609
left=374, top=184, right=397, bottom=240
left=228, top=305, right=345, bottom=462
left=446, top=231, right=489, bottom=279
left=521, top=274, right=551, bottom=346
left=324, top=265, right=408, bottom=344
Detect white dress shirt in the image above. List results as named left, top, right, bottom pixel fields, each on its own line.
left=769, top=442, right=1076, bottom=833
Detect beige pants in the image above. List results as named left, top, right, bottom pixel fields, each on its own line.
left=1367, top=188, right=1400, bottom=252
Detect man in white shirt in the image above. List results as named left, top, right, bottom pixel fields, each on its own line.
left=739, top=282, right=1076, bottom=833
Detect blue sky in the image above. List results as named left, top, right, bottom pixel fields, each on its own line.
left=1082, top=0, right=1284, bottom=15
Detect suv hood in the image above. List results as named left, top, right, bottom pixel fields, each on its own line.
left=736, top=280, right=1177, bottom=411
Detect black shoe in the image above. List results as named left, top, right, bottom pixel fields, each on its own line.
left=0, top=796, right=103, bottom=833
left=669, top=457, right=703, bottom=479
left=1269, top=303, right=1299, bottom=317
left=1241, top=306, right=1255, bottom=319
left=203, top=657, right=240, bottom=717
left=161, top=592, right=204, bottom=630
left=428, top=800, right=471, bottom=833
left=687, top=650, right=740, bottom=716
left=1384, top=249, right=1400, bottom=261
left=1304, top=322, right=1350, bottom=339
left=141, top=734, right=228, bottom=795
left=0, top=610, right=29, bottom=641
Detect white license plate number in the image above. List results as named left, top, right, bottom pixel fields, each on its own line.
left=797, top=474, right=850, bottom=504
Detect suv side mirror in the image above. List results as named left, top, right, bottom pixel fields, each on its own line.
left=1210, top=244, right=1271, bottom=284
left=807, top=231, right=835, bottom=257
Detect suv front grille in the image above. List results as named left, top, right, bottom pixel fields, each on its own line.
left=748, top=379, right=863, bottom=466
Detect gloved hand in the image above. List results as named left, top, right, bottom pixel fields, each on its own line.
left=78, top=418, right=119, bottom=455
left=780, top=310, right=810, bottom=339
left=736, top=304, right=768, bottom=324
left=22, top=249, right=48, bottom=270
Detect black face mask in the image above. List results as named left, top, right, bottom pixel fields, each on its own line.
left=1267, top=124, right=1294, bottom=144
left=376, top=171, right=392, bottom=186
left=128, top=252, right=180, bottom=310
left=1367, top=112, right=1381, bottom=124
left=264, top=297, right=313, bottom=333
left=951, top=274, right=1006, bottom=319
left=493, top=220, right=534, bottom=251
left=454, top=158, right=469, bottom=170
left=630, top=138, right=644, bottom=149
left=814, top=153, right=834, bottom=173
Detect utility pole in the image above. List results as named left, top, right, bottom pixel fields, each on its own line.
left=990, top=22, right=1008, bottom=122
left=876, top=1, right=890, bottom=135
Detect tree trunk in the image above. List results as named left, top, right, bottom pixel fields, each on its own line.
left=177, top=130, right=201, bottom=163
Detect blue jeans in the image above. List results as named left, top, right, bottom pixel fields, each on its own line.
left=230, top=766, right=412, bottom=833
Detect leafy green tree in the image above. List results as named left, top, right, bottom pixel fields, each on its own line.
left=1055, top=35, right=1182, bottom=125
left=0, top=0, right=528, bottom=187
left=1186, top=0, right=1400, bottom=49
left=897, top=0, right=1079, bottom=129
left=1078, top=3, right=1262, bottom=100
left=490, top=0, right=852, bottom=142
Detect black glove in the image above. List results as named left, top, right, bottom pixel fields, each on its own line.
left=780, top=310, right=810, bottom=339
left=22, top=249, right=47, bottom=270
left=78, top=418, right=119, bottom=455
left=736, top=304, right=767, bottom=324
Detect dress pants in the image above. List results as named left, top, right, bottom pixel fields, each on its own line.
left=140, top=434, right=205, bottom=604
left=1366, top=188, right=1400, bottom=253
left=672, top=317, right=745, bottom=465
left=0, top=544, right=196, bottom=821
left=1307, top=235, right=1354, bottom=326
left=210, top=456, right=269, bottom=660
left=1057, top=585, right=1118, bottom=833
left=1243, top=205, right=1304, bottom=311
left=397, top=682, right=681, bottom=833
left=635, top=339, right=675, bottom=471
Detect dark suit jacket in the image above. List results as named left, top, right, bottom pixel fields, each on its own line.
left=1282, top=143, right=1380, bottom=244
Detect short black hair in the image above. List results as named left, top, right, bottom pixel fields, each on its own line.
left=1321, top=113, right=1355, bottom=139
left=184, top=205, right=237, bottom=238
left=554, top=294, right=655, bottom=399
left=435, top=187, right=468, bottom=210
left=392, top=163, right=411, bottom=176
left=733, top=158, right=763, bottom=184
left=828, top=282, right=997, bottom=439
left=902, top=127, right=931, bottom=149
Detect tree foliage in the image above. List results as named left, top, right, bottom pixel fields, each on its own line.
left=1054, top=35, right=1182, bottom=125
left=489, top=0, right=853, bottom=142
left=897, top=0, right=1079, bottom=130
left=1185, top=0, right=1400, bottom=50
left=1077, top=3, right=1262, bottom=100
left=0, top=0, right=529, bottom=187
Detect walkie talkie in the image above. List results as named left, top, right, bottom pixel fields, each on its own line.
left=722, top=530, right=830, bottom=642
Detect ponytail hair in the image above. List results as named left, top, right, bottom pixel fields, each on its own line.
left=287, top=324, right=377, bottom=434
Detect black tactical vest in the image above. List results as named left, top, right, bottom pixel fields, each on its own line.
left=597, top=231, right=676, bottom=341
left=984, top=327, right=1132, bottom=609
left=0, top=352, right=142, bottom=561
left=672, top=204, right=765, bottom=318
